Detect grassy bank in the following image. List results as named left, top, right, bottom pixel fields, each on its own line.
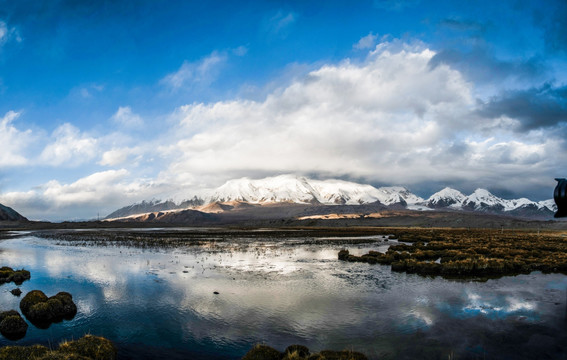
left=340, top=228, right=567, bottom=278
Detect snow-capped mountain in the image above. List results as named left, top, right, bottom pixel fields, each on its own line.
left=425, top=187, right=467, bottom=208
left=423, top=187, right=555, bottom=216
left=105, top=197, right=203, bottom=220
left=208, top=175, right=424, bottom=206
left=105, top=175, right=556, bottom=220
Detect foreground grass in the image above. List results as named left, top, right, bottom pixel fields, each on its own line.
left=242, top=344, right=367, bottom=360
left=0, top=334, right=116, bottom=360
left=339, top=228, right=567, bottom=278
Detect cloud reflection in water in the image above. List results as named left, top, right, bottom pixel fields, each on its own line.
left=0, top=236, right=564, bottom=359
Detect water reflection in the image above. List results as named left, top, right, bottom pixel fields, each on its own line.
left=0, top=236, right=565, bottom=359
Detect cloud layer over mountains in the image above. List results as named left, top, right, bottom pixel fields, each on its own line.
left=1, top=41, right=566, bottom=220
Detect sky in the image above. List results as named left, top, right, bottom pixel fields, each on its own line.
left=0, top=0, right=566, bottom=221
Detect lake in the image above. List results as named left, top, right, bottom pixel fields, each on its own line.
left=0, top=230, right=566, bottom=359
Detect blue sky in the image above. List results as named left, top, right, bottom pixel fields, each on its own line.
left=0, top=0, right=566, bottom=220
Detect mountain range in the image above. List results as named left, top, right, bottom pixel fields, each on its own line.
left=105, top=175, right=556, bottom=220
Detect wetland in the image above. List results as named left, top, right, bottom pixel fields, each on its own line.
left=0, top=227, right=565, bottom=359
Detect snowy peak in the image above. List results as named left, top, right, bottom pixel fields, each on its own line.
left=426, top=187, right=466, bottom=208
left=209, top=175, right=320, bottom=204
left=463, top=188, right=504, bottom=210
left=104, top=174, right=556, bottom=220
left=209, top=175, right=423, bottom=206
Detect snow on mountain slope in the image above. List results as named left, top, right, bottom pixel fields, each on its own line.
left=209, top=175, right=318, bottom=204
left=538, top=199, right=557, bottom=212
left=104, top=174, right=555, bottom=220
left=426, top=187, right=466, bottom=208
left=208, top=175, right=423, bottom=206
left=462, top=189, right=506, bottom=210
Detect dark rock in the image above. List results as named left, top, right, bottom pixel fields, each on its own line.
left=213, top=291, right=219, bottom=295
left=10, top=289, right=22, bottom=296
left=0, top=310, right=28, bottom=340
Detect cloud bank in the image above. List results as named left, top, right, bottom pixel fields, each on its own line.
left=1, top=41, right=565, bottom=220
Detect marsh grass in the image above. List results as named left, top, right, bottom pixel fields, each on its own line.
left=0, top=267, right=30, bottom=285
left=31, top=228, right=390, bottom=249
left=0, top=335, right=116, bottom=360
left=242, top=344, right=368, bottom=360
left=339, top=228, right=567, bottom=278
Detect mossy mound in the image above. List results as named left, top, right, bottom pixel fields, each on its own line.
left=242, top=344, right=367, bottom=360
left=0, top=267, right=30, bottom=285
left=20, top=290, right=77, bottom=327
left=242, top=344, right=282, bottom=360
left=339, top=228, right=567, bottom=279
left=0, top=310, right=28, bottom=340
left=0, top=335, right=116, bottom=360
left=285, top=345, right=310, bottom=358
left=310, top=350, right=368, bottom=360
left=58, top=335, right=117, bottom=360
left=0, top=344, right=49, bottom=360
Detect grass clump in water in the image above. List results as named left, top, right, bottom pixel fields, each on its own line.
left=0, top=310, right=28, bottom=340
left=0, top=267, right=30, bottom=285
left=339, top=228, right=567, bottom=278
left=0, top=335, right=116, bottom=360
left=242, top=344, right=368, bottom=360
left=20, top=290, right=77, bottom=328
left=58, top=335, right=117, bottom=360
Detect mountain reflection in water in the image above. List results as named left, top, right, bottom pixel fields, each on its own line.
left=0, top=234, right=565, bottom=359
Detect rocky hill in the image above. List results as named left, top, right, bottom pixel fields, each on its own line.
left=0, top=203, right=27, bottom=222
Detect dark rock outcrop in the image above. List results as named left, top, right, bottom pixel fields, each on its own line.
left=0, top=204, right=27, bottom=222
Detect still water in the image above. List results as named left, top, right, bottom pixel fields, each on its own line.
left=0, top=232, right=566, bottom=359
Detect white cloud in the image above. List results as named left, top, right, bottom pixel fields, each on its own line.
left=0, top=111, right=32, bottom=166
left=153, top=41, right=562, bottom=197
left=233, top=45, right=248, bottom=57
left=270, top=11, right=295, bottom=33
left=0, top=20, right=21, bottom=46
left=354, top=32, right=378, bottom=50
left=99, top=147, right=142, bottom=166
left=263, top=11, right=296, bottom=39
left=161, top=51, right=227, bottom=90
left=161, top=42, right=474, bottom=186
left=0, top=169, right=169, bottom=221
left=111, top=106, right=144, bottom=127
left=1, top=41, right=563, bottom=221
left=39, top=123, right=98, bottom=166
left=0, top=22, right=6, bottom=42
